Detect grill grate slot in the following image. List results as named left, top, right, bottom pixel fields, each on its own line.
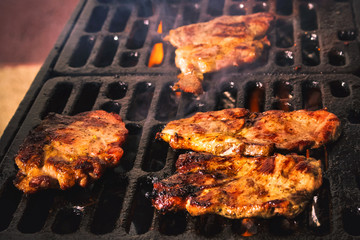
left=93, top=36, right=119, bottom=67
left=275, top=50, right=294, bottom=66
left=161, top=3, right=178, bottom=33
left=100, top=101, right=121, bottom=114
left=158, top=212, right=187, bottom=236
left=229, top=3, right=246, bottom=16
left=126, top=20, right=149, bottom=50
left=328, top=48, right=346, bottom=66
left=329, top=80, right=350, bottom=98
left=109, top=6, right=131, bottom=33
left=106, top=82, right=127, bottom=100
left=0, top=178, right=22, bottom=232
left=301, top=33, right=320, bottom=66
left=276, top=19, right=294, bottom=48
left=299, top=3, right=317, bottom=31
left=142, top=125, right=168, bottom=172
left=85, top=6, right=108, bottom=33
left=338, top=30, right=357, bottom=41
left=342, top=207, right=360, bottom=236
left=215, top=81, right=237, bottom=110
left=182, top=4, right=200, bottom=26
left=126, top=82, right=154, bottom=121
left=276, top=0, right=292, bottom=15
left=17, top=192, right=55, bottom=233
left=302, top=81, right=322, bottom=110
left=272, top=81, right=293, bottom=111
left=308, top=178, right=331, bottom=236
left=245, top=81, right=265, bottom=112
left=268, top=216, right=301, bottom=236
left=119, top=51, right=139, bottom=67
left=253, top=2, right=269, bottom=13
left=126, top=178, right=154, bottom=235
left=115, top=124, right=142, bottom=173
left=231, top=218, right=259, bottom=236
left=347, top=109, right=360, bottom=124
left=40, top=82, right=73, bottom=119
left=207, top=0, right=224, bottom=16
left=90, top=176, right=128, bottom=234
left=137, top=0, right=154, bottom=18
left=274, top=81, right=293, bottom=99
left=51, top=208, right=82, bottom=234
left=195, top=215, right=225, bottom=237
left=69, top=36, right=95, bottom=68
left=70, top=82, right=101, bottom=115
left=155, top=83, right=180, bottom=121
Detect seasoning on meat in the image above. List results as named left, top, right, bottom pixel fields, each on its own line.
left=157, top=108, right=340, bottom=156
left=14, top=110, right=128, bottom=194
left=164, top=12, right=274, bottom=95
left=152, top=152, right=322, bottom=219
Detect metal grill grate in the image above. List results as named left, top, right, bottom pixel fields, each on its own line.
left=0, top=0, right=360, bottom=239
left=0, top=74, right=360, bottom=239
left=54, top=0, right=360, bottom=75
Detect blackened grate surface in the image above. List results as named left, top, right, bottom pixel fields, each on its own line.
left=54, top=0, right=360, bottom=75
left=1, top=0, right=360, bottom=239
left=0, top=74, right=360, bottom=239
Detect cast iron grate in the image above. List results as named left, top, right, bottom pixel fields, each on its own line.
left=54, top=0, right=360, bottom=75
left=0, top=74, right=359, bottom=239
left=1, top=0, right=360, bottom=239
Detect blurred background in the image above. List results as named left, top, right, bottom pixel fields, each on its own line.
left=0, top=0, right=79, bottom=136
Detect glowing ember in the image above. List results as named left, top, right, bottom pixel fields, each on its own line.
left=241, top=218, right=257, bottom=236
left=148, top=21, right=164, bottom=67
left=249, top=83, right=264, bottom=112
left=175, top=91, right=182, bottom=97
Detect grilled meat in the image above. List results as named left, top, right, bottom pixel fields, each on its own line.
left=152, top=152, right=322, bottom=219
left=164, top=13, right=274, bottom=95
left=158, top=108, right=340, bottom=156
left=14, top=110, right=128, bottom=194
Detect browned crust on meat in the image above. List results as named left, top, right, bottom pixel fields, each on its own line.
left=165, top=13, right=274, bottom=95
left=158, top=108, right=341, bottom=156
left=152, top=152, right=322, bottom=219
left=14, top=110, right=128, bottom=193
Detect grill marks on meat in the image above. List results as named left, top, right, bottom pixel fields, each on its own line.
left=14, top=110, right=128, bottom=193
left=164, top=13, right=274, bottom=95
left=152, top=152, right=322, bottom=219
left=158, top=108, right=340, bottom=156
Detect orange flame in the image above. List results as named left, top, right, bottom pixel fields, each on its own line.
left=242, top=230, right=254, bottom=237
left=241, top=218, right=256, bottom=237
left=148, top=21, right=164, bottom=68
left=157, top=20, right=163, bottom=33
